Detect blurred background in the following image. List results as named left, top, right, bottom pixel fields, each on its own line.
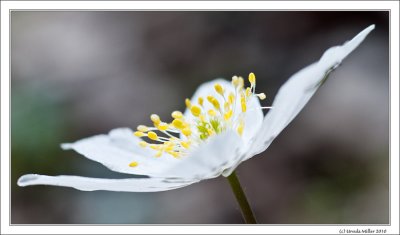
left=11, top=11, right=389, bottom=224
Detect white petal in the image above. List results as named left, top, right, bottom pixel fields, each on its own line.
left=17, top=174, right=196, bottom=192
left=184, top=79, right=264, bottom=146
left=247, top=25, right=375, bottom=159
left=241, top=95, right=264, bottom=148
left=61, top=128, right=180, bottom=177
left=61, top=128, right=243, bottom=180
left=163, top=129, right=244, bottom=180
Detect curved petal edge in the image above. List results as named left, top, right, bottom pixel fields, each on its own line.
left=17, top=174, right=197, bottom=192
left=246, top=25, right=375, bottom=160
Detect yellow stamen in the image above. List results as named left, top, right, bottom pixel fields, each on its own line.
left=172, top=119, right=184, bottom=129
left=206, top=95, right=214, bottom=104
left=212, top=99, right=220, bottom=110
left=249, top=72, right=256, bottom=85
left=190, top=105, right=202, bottom=117
left=129, top=161, right=139, bottom=167
left=198, top=97, right=204, bottom=106
left=238, top=77, right=244, bottom=89
left=214, top=83, right=224, bottom=95
left=207, top=96, right=220, bottom=110
left=224, top=110, right=233, bottom=121
left=224, top=102, right=230, bottom=112
left=185, top=98, right=191, bottom=108
left=241, top=95, right=247, bottom=112
left=137, top=125, right=148, bottom=132
left=237, top=122, right=244, bottom=136
left=157, top=122, right=169, bottom=131
left=246, top=87, right=251, bottom=97
left=135, top=73, right=267, bottom=159
left=228, top=92, right=235, bottom=104
left=150, top=114, right=161, bottom=125
left=181, top=141, right=191, bottom=149
left=171, top=111, right=183, bottom=119
left=134, top=131, right=145, bottom=137
left=163, top=142, right=174, bottom=152
left=232, top=76, right=239, bottom=87
left=169, top=151, right=180, bottom=158
left=257, top=93, right=266, bottom=100
left=208, top=109, right=217, bottom=116
left=139, top=141, right=148, bottom=147
left=147, top=131, right=158, bottom=140
left=150, top=144, right=159, bottom=150
left=182, top=128, right=192, bottom=136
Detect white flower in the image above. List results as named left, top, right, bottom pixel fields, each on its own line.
left=18, top=25, right=374, bottom=192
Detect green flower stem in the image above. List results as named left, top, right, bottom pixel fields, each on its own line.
left=227, top=171, right=257, bottom=224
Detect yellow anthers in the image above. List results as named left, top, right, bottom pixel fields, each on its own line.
left=169, top=151, right=180, bottom=158
left=198, top=97, right=204, bottom=106
left=134, top=73, right=267, bottom=160
left=238, top=77, right=244, bottom=89
left=224, top=110, right=233, bottom=121
left=147, top=131, right=158, bottom=140
left=232, top=75, right=239, bottom=87
left=172, top=118, right=184, bottom=129
left=182, top=128, right=192, bottom=136
left=224, top=102, right=230, bottom=112
left=241, top=95, right=247, bottom=112
left=206, top=95, right=214, bottom=103
left=228, top=92, right=235, bottom=104
left=212, top=99, right=220, bottom=110
left=171, top=110, right=183, bottom=119
left=134, top=131, right=145, bottom=137
left=237, top=121, right=244, bottom=136
left=190, top=105, right=202, bottom=117
left=214, top=83, right=224, bottom=95
left=208, top=109, right=217, bottom=116
left=185, top=98, right=191, bottom=108
left=249, top=72, right=256, bottom=85
left=207, top=96, right=220, bottom=110
left=181, top=141, right=191, bottom=149
left=257, top=93, right=266, bottom=100
left=137, top=125, right=148, bottom=132
left=246, top=87, right=252, bottom=97
left=129, top=161, right=139, bottom=167
left=163, top=142, right=174, bottom=152
left=150, top=114, right=161, bottom=125
left=207, top=95, right=220, bottom=109
left=139, top=141, right=148, bottom=147
left=157, top=122, right=169, bottom=131
left=149, top=144, right=159, bottom=150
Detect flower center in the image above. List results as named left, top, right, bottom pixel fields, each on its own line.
left=132, top=73, right=266, bottom=163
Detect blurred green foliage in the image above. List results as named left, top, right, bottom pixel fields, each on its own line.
left=11, top=82, right=72, bottom=185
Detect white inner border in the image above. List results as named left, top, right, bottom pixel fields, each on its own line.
left=1, top=1, right=399, bottom=234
